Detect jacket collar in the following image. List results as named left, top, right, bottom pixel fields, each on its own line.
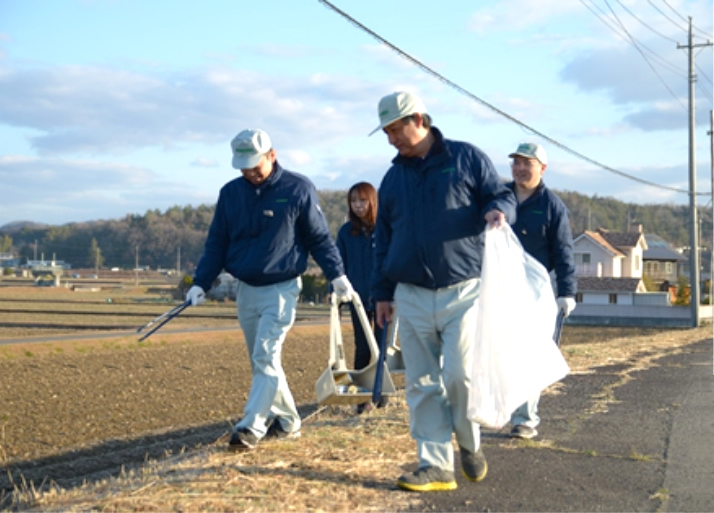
left=392, top=126, right=449, bottom=168
left=249, top=160, right=284, bottom=192
left=507, top=179, right=546, bottom=204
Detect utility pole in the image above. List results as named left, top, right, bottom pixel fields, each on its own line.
left=176, top=246, right=181, bottom=275
left=707, top=110, right=714, bottom=305
left=677, top=18, right=712, bottom=327
left=135, top=244, right=139, bottom=287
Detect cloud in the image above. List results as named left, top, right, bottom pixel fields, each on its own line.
left=0, top=154, right=215, bottom=225
left=467, top=0, right=582, bottom=34
left=0, top=63, right=386, bottom=157
left=309, top=154, right=391, bottom=191
left=190, top=157, right=219, bottom=168
left=562, top=46, right=681, bottom=98
left=560, top=42, right=713, bottom=131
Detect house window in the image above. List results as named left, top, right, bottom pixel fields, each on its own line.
left=635, top=255, right=640, bottom=271
left=575, top=293, right=583, bottom=303
left=608, top=294, right=617, bottom=304
left=665, top=262, right=673, bottom=274
left=575, top=253, right=591, bottom=265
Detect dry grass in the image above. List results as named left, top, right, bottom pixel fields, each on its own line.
left=1, top=283, right=711, bottom=512
left=7, top=396, right=421, bottom=513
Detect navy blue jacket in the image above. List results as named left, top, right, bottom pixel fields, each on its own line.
left=336, top=222, right=375, bottom=310
left=507, top=181, right=577, bottom=297
left=371, top=127, right=517, bottom=301
left=193, top=161, right=344, bottom=290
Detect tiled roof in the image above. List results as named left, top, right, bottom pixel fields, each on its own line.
left=643, top=234, right=686, bottom=261
left=582, top=231, right=625, bottom=257
left=596, top=228, right=645, bottom=249
left=578, top=276, right=643, bottom=292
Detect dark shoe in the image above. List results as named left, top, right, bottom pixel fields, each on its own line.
left=376, top=397, right=389, bottom=409
left=228, top=427, right=259, bottom=451
left=459, top=446, right=488, bottom=482
left=356, top=402, right=372, bottom=415
left=510, top=424, right=538, bottom=439
left=264, top=418, right=301, bottom=440
left=396, top=466, right=457, bottom=492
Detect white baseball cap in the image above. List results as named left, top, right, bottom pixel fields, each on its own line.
left=230, top=129, right=272, bottom=169
left=369, top=91, right=427, bottom=136
left=509, top=142, right=548, bottom=166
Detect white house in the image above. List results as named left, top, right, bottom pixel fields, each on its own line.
left=572, top=228, right=646, bottom=279
left=572, top=227, right=648, bottom=306
left=569, top=226, right=709, bottom=325
left=576, top=277, right=648, bottom=306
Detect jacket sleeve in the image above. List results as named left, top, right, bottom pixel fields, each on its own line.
left=336, top=224, right=348, bottom=273
left=298, top=184, right=345, bottom=282
left=475, top=151, right=517, bottom=224
left=193, top=191, right=229, bottom=291
left=371, top=183, right=396, bottom=302
left=549, top=201, right=577, bottom=297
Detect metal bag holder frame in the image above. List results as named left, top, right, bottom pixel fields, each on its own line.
left=315, top=292, right=396, bottom=406
left=384, top=316, right=404, bottom=374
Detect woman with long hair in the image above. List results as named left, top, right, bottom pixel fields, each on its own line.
left=336, top=182, right=386, bottom=412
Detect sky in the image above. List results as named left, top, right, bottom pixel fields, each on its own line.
left=0, top=0, right=712, bottom=228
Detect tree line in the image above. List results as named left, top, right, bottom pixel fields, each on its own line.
left=0, top=189, right=711, bottom=274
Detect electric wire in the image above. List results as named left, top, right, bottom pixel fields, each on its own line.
left=646, top=0, right=689, bottom=32
left=580, top=0, right=685, bottom=76
left=694, top=47, right=714, bottom=104
left=603, top=0, right=686, bottom=110
left=696, top=63, right=713, bottom=88
left=614, top=0, right=679, bottom=43
left=661, top=0, right=714, bottom=39
left=318, top=0, right=710, bottom=198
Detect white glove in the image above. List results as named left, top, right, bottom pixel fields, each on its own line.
left=331, top=275, right=355, bottom=303
left=186, top=285, right=206, bottom=306
left=557, top=297, right=576, bottom=317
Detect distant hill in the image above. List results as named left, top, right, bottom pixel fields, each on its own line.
left=0, top=189, right=710, bottom=272
left=0, top=221, right=49, bottom=233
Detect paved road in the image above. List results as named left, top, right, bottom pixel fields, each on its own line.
left=408, top=336, right=713, bottom=512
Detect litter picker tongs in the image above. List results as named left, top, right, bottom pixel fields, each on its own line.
left=136, top=300, right=191, bottom=341
left=553, top=310, right=566, bottom=347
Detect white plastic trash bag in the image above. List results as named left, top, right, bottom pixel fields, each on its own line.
left=467, top=224, right=569, bottom=429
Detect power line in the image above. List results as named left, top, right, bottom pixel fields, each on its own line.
left=661, top=0, right=714, bottom=39
left=696, top=63, right=713, bottom=88
left=614, top=0, right=679, bottom=43
left=586, top=0, right=711, bottom=114
left=603, top=0, right=687, bottom=110
left=318, top=0, right=710, bottom=198
left=646, top=0, right=689, bottom=32
left=580, top=0, right=686, bottom=77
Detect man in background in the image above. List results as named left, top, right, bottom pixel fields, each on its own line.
left=506, top=142, right=577, bottom=439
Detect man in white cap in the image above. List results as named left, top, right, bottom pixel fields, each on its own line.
left=506, top=142, right=576, bottom=439
left=370, top=91, right=517, bottom=492
left=186, top=128, right=355, bottom=451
